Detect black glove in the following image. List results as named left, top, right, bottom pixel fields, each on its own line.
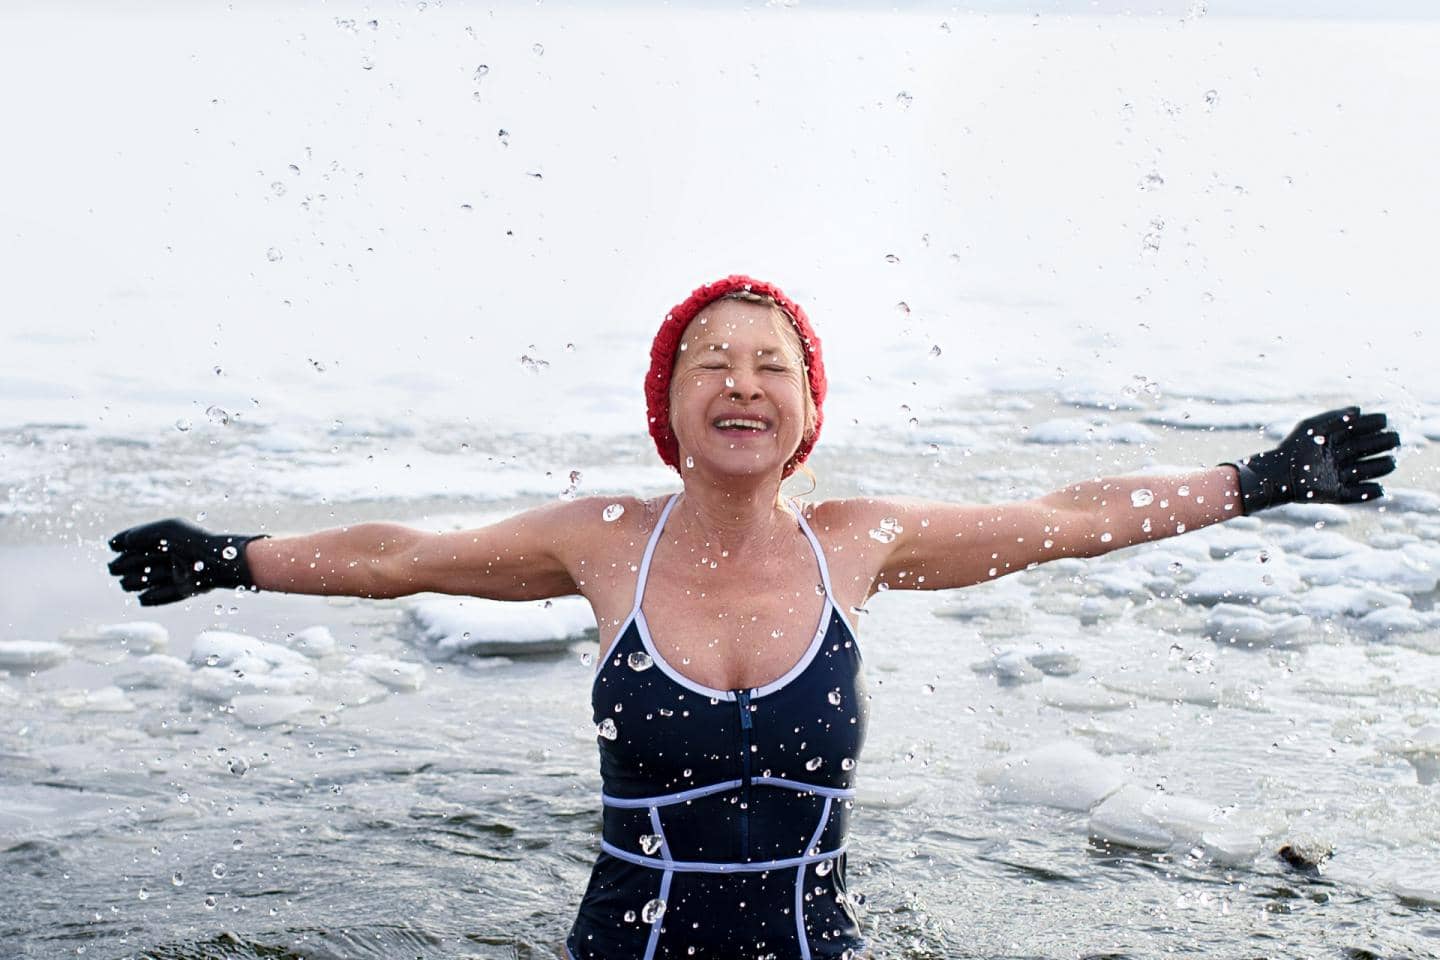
left=107, top=519, right=268, bottom=606
left=1226, top=406, right=1399, bottom=515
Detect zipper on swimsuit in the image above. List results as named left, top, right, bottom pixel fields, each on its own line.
left=736, top=688, right=753, bottom=859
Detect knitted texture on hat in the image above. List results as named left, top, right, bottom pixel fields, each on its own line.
left=646, top=274, right=826, bottom=476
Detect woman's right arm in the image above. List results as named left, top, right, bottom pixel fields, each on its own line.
left=109, top=498, right=616, bottom=606
left=247, top=504, right=583, bottom=601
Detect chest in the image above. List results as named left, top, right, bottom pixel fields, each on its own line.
left=638, top=541, right=833, bottom=691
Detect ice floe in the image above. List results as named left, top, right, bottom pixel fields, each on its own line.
left=405, top=595, right=596, bottom=657
left=0, top=640, right=73, bottom=671
left=1088, top=785, right=1278, bottom=864
left=350, top=654, right=426, bottom=691
left=60, top=621, right=169, bottom=651
left=51, top=685, right=135, bottom=713
left=1204, top=604, right=1314, bottom=649
left=978, top=742, right=1127, bottom=811
left=279, top=625, right=337, bottom=658
left=1025, top=418, right=1156, bottom=445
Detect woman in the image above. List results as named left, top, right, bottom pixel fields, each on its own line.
left=107, top=275, right=1399, bottom=959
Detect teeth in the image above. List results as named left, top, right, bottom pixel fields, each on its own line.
left=715, top=419, right=767, bottom=430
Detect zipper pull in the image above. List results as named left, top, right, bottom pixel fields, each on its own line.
left=736, top=689, right=753, bottom=729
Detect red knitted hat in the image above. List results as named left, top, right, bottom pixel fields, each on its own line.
left=646, top=274, right=826, bottom=476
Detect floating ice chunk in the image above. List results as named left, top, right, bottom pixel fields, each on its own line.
left=1101, top=672, right=1265, bottom=710
left=1081, top=570, right=1152, bottom=603
left=1071, top=723, right=1168, bottom=755
left=350, top=654, right=425, bottom=691
left=1381, top=487, right=1440, bottom=514
left=52, top=685, right=136, bottom=712
left=1199, top=526, right=1271, bottom=560
left=320, top=671, right=390, bottom=707
left=61, top=621, right=169, bottom=651
left=978, top=742, right=1126, bottom=811
left=1389, top=876, right=1440, bottom=907
left=971, top=649, right=1042, bottom=684
left=1089, top=785, right=1272, bottom=864
left=231, top=694, right=316, bottom=728
left=1181, top=559, right=1303, bottom=605
left=1419, top=418, right=1440, bottom=442
left=1278, top=528, right=1366, bottom=560
left=1204, top=603, right=1313, bottom=649
left=406, top=596, right=595, bottom=657
left=1040, top=679, right=1132, bottom=713
left=188, top=664, right=317, bottom=702
left=1353, top=607, right=1437, bottom=641
left=281, top=626, right=337, bottom=659
left=1026, top=418, right=1156, bottom=445
left=1296, top=584, right=1410, bottom=619
left=1141, top=403, right=1291, bottom=432
left=1382, top=724, right=1440, bottom=785
left=189, top=630, right=310, bottom=671
left=0, top=783, right=129, bottom=837
left=114, top=654, right=189, bottom=689
left=933, top=578, right=1032, bottom=621
left=1027, top=651, right=1080, bottom=676
left=1265, top=502, right=1353, bottom=526
left=1301, top=549, right=1437, bottom=595
left=0, top=640, right=72, bottom=671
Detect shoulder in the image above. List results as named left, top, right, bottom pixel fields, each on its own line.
left=544, top=494, right=673, bottom=554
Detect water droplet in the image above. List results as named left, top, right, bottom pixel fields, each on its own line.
left=1142, top=518, right=1153, bottom=533
left=597, top=718, right=618, bottom=740
left=884, top=253, right=900, bottom=264
left=1099, top=532, right=1113, bottom=544
left=624, top=909, right=637, bottom=923
left=805, top=756, right=823, bottom=771
left=1204, top=89, right=1219, bottom=109
left=203, top=895, right=217, bottom=910
left=1142, top=219, right=1164, bottom=254
left=1177, top=484, right=1191, bottom=497
left=1258, top=549, right=1270, bottom=564
left=191, top=560, right=206, bottom=573
left=840, top=757, right=856, bottom=771
left=827, top=690, right=842, bottom=706
left=519, top=352, right=550, bottom=374
left=816, top=859, right=833, bottom=876
left=868, top=517, right=903, bottom=543
left=175, top=418, right=193, bottom=432
left=270, top=181, right=286, bottom=196
left=137, top=887, right=149, bottom=901
left=177, top=790, right=191, bottom=804
left=531, top=42, right=544, bottom=56
left=895, top=90, right=914, bottom=108
left=627, top=651, right=654, bottom=672
left=227, top=756, right=248, bottom=777
left=474, top=64, right=490, bottom=80
left=1131, top=488, right=1154, bottom=508
left=1138, top=171, right=1165, bottom=192
left=211, top=862, right=227, bottom=880
left=221, top=545, right=238, bottom=561
left=603, top=503, right=625, bottom=522
left=921, top=683, right=936, bottom=695
left=641, top=898, right=666, bottom=923
left=1176, top=523, right=1187, bottom=534
left=266, top=247, right=284, bottom=262
left=1312, top=434, right=1326, bottom=445
left=639, top=833, right=663, bottom=855
left=359, top=54, right=374, bottom=70
left=1187, top=0, right=1207, bottom=18
left=1168, top=560, right=1184, bottom=574
left=171, top=871, right=184, bottom=887
left=1043, top=539, right=1055, bottom=549
left=929, top=344, right=942, bottom=357
left=206, top=405, right=231, bottom=426
left=579, top=651, right=593, bottom=667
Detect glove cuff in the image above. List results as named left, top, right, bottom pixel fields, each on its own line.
left=1224, top=458, right=1280, bottom=515
left=212, top=534, right=269, bottom=591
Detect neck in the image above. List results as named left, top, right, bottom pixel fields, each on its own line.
left=673, top=477, right=793, bottom=557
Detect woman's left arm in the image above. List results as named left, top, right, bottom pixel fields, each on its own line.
left=858, top=406, right=1399, bottom=594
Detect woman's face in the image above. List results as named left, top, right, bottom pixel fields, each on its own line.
left=668, top=300, right=811, bottom=479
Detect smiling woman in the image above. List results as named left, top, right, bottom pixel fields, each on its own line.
left=103, top=274, right=1400, bottom=959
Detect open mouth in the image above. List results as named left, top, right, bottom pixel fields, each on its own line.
left=712, top=416, right=771, bottom=433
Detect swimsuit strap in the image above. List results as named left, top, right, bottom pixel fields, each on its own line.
left=789, top=499, right=836, bottom=602
left=630, top=493, right=681, bottom=618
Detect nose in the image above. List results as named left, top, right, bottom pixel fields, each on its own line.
left=726, top=370, right=763, bottom=401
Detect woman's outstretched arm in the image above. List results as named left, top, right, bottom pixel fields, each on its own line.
left=821, top=406, right=1399, bottom=596
left=107, top=497, right=624, bottom=606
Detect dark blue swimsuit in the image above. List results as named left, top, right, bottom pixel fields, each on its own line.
left=567, top=494, right=870, bottom=960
